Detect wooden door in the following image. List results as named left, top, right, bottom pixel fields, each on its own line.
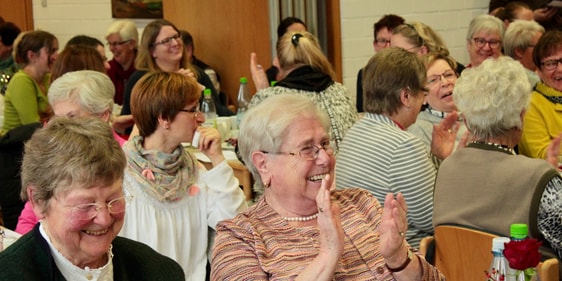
left=0, top=0, right=33, bottom=31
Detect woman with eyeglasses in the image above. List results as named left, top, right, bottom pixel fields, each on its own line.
left=211, top=94, right=445, bottom=280
left=105, top=20, right=138, bottom=105
left=0, top=117, right=185, bottom=280
left=336, top=48, right=459, bottom=248
left=119, top=19, right=233, bottom=135
left=119, top=71, right=246, bottom=281
left=407, top=53, right=468, bottom=167
left=519, top=30, right=562, bottom=160
left=465, top=14, right=504, bottom=68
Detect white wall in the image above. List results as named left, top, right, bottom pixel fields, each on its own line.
left=32, top=0, right=150, bottom=59
left=341, top=0, right=489, bottom=101
left=32, top=0, right=489, bottom=102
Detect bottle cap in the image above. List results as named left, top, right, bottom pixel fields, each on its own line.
left=510, top=223, right=528, bottom=239
left=204, top=89, right=211, bottom=97
left=492, top=237, right=510, bottom=252
left=270, top=80, right=277, bottom=87
left=240, top=77, right=248, bottom=83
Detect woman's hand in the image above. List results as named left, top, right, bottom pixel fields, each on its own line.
left=196, top=127, right=225, bottom=167
left=112, top=114, right=135, bottom=134
left=534, top=7, right=558, bottom=23
left=316, top=174, right=344, bottom=257
left=546, top=133, right=562, bottom=170
left=250, top=52, right=269, bottom=91
left=177, top=68, right=206, bottom=92
left=431, top=111, right=460, bottom=160
left=380, top=193, right=408, bottom=267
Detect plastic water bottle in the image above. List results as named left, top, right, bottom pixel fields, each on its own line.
left=201, top=89, right=217, bottom=128
left=486, top=237, right=510, bottom=281
left=236, top=77, right=250, bottom=127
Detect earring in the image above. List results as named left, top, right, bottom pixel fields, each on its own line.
left=263, top=179, right=271, bottom=188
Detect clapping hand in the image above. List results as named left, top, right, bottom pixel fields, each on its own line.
left=379, top=193, right=409, bottom=267
left=431, top=111, right=460, bottom=160
left=250, top=52, right=269, bottom=91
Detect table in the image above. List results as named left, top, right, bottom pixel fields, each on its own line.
left=1, top=226, right=21, bottom=251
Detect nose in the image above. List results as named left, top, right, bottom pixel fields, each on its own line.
left=93, top=206, right=113, bottom=225
left=314, top=145, right=332, bottom=164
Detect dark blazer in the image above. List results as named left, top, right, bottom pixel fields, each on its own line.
left=0, top=224, right=185, bottom=280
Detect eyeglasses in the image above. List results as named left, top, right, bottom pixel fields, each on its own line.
left=426, top=70, right=457, bottom=87
left=262, top=140, right=334, bottom=161
left=541, top=58, right=562, bottom=71
left=61, top=195, right=132, bottom=221
left=153, top=34, right=182, bottom=47
left=106, top=40, right=131, bottom=47
left=375, top=38, right=391, bottom=47
left=179, top=106, right=201, bottom=118
left=472, top=37, right=501, bottom=48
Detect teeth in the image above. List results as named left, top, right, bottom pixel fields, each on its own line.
left=308, top=174, right=327, bottom=181
left=84, top=229, right=109, bottom=236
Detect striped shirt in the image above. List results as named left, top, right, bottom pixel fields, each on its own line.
left=336, top=113, right=436, bottom=247
left=211, top=188, right=444, bottom=280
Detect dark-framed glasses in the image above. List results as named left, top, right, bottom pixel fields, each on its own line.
left=426, top=69, right=457, bottom=87
left=62, top=195, right=133, bottom=221
left=153, top=33, right=182, bottom=47
left=179, top=106, right=201, bottom=118
left=541, top=58, right=562, bottom=71
left=262, top=140, right=334, bottom=161
left=472, top=37, right=501, bottom=48
left=375, top=38, right=391, bottom=47
left=106, top=40, right=131, bottom=47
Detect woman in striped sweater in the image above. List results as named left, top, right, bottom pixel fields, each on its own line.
left=211, top=94, right=444, bottom=280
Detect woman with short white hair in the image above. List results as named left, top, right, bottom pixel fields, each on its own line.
left=503, top=19, right=544, bottom=86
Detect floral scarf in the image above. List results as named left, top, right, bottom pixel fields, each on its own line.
left=123, top=136, right=198, bottom=202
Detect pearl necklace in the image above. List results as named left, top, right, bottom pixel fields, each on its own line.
left=471, top=141, right=515, bottom=155
left=283, top=213, right=319, bottom=222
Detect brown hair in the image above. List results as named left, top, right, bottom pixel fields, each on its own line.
left=533, top=30, right=562, bottom=70
left=135, top=19, right=194, bottom=75
left=362, top=47, right=426, bottom=115
left=131, top=71, right=201, bottom=137
left=14, top=30, right=57, bottom=65
left=373, top=14, right=405, bottom=39
left=50, top=45, right=106, bottom=82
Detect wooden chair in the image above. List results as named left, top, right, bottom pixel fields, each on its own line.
left=419, top=225, right=560, bottom=281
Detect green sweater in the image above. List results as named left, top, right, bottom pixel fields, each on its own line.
left=0, top=225, right=185, bottom=280
left=2, top=70, right=50, bottom=135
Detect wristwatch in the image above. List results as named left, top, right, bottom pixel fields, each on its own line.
left=385, top=248, right=414, bottom=273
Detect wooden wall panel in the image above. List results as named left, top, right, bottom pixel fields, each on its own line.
left=0, top=0, right=34, bottom=31
left=164, top=0, right=271, bottom=106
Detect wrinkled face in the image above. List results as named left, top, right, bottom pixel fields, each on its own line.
left=374, top=27, right=392, bottom=52
left=106, top=33, right=135, bottom=68
left=52, top=98, right=102, bottom=119
left=538, top=49, right=562, bottom=92
left=467, top=30, right=502, bottom=67
left=168, top=99, right=203, bottom=144
left=151, top=26, right=183, bottom=68
left=266, top=117, right=335, bottom=204
left=425, top=59, right=457, bottom=113
left=39, top=180, right=124, bottom=268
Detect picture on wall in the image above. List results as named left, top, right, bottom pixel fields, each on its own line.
left=112, top=0, right=163, bottom=19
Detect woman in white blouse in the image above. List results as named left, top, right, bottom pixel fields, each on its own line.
left=118, top=71, right=246, bottom=281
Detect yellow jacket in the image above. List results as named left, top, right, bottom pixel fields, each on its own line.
left=519, top=82, right=562, bottom=159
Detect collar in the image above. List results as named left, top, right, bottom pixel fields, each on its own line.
left=534, top=82, right=562, bottom=104
left=39, top=223, right=114, bottom=281
left=274, top=65, right=334, bottom=92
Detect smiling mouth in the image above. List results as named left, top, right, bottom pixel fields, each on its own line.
left=83, top=228, right=109, bottom=236
left=307, top=173, right=328, bottom=182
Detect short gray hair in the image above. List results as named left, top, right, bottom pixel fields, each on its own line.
left=48, top=70, right=115, bottom=116
left=239, top=94, right=330, bottom=189
left=21, top=117, right=126, bottom=214
left=466, top=14, right=505, bottom=42
left=106, top=19, right=138, bottom=48
left=504, top=20, right=544, bottom=58
left=453, top=56, right=530, bottom=140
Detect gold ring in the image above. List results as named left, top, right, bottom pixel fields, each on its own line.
left=447, top=129, right=452, bottom=134
left=318, top=207, right=324, bottom=213
left=399, top=231, right=405, bottom=237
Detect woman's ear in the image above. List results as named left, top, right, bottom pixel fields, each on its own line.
left=400, top=88, right=410, bottom=108
left=252, top=151, right=268, bottom=174
left=157, top=115, right=170, bottom=130
left=418, top=45, right=429, bottom=55
left=27, top=186, right=46, bottom=219
left=514, top=47, right=524, bottom=60
left=100, top=110, right=111, bottom=123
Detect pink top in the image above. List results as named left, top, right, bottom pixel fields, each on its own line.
left=15, top=130, right=126, bottom=234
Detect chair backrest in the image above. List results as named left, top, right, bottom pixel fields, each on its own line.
left=433, top=225, right=497, bottom=279
left=429, top=225, right=560, bottom=281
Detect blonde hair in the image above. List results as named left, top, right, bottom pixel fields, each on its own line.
left=276, top=31, right=336, bottom=80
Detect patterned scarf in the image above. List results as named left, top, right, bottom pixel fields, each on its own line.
left=123, top=136, right=198, bottom=202
left=534, top=82, right=562, bottom=104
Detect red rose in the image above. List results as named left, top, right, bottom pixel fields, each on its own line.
left=503, top=239, right=542, bottom=270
